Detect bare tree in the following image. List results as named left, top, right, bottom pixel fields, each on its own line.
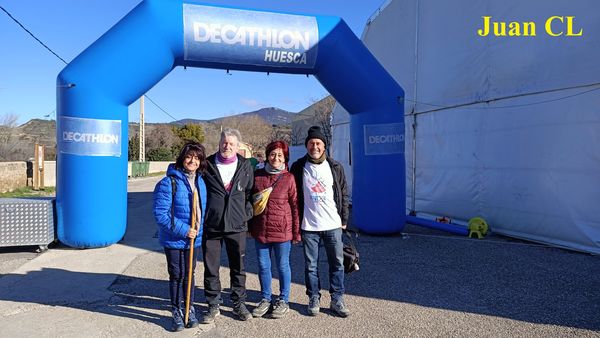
left=311, top=95, right=336, bottom=149
left=202, top=123, right=222, bottom=155
left=291, top=124, right=305, bottom=146
left=146, top=124, right=179, bottom=150
left=218, top=115, right=273, bottom=152
left=0, top=114, right=27, bottom=161
left=271, top=126, right=291, bottom=145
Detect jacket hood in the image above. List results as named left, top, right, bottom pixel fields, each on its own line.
left=167, top=163, right=187, bottom=181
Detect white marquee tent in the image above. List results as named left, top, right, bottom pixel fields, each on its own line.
left=332, top=0, right=600, bottom=254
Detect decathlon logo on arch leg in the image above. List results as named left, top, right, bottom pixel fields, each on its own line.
left=58, top=116, right=121, bottom=157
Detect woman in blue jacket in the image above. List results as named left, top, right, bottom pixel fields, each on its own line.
left=153, top=142, right=207, bottom=331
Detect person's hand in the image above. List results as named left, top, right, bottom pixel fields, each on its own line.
left=186, top=228, right=197, bottom=239
left=292, top=240, right=301, bottom=245
left=341, top=224, right=347, bottom=230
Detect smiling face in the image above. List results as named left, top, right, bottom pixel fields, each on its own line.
left=306, top=138, right=325, bottom=159
left=219, top=134, right=239, bottom=159
left=183, top=151, right=200, bottom=172
left=268, top=148, right=285, bottom=169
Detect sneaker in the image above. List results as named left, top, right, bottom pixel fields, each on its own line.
left=171, top=307, right=184, bottom=332
left=233, top=302, right=253, bottom=321
left=252, top=299, right=272, bottom=318
left=307, top=296, right=320, bottom=316
left=330, top=298, right=350, bottom=318
left=185, top=306, right=199, bottom=328
left=200, top=304, right=220, bottom=324
left=271, top=299, right=289, bottom=319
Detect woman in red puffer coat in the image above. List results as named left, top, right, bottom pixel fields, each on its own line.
left=249, top=140, right=300, bottom=319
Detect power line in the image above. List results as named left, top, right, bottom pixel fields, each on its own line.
left=143, top=95, right=178, bottom=122
left=0, top=5, right=68, bottom=65
left=1, top=5, right=177, bottom=122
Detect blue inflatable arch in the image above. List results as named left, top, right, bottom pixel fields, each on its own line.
left=57, top=0, right=405, bottom=248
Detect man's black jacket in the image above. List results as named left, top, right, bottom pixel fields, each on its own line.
left=203, top=153, right=254, bottom=233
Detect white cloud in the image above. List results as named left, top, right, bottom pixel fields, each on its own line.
left=278, top=97, right=297, bottom=105
left=240, top=98, right=263, bottom=108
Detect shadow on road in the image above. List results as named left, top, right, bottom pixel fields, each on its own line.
left=1, top=189, right=598, bottom=332
left=127, top=191, right=600, bottom=331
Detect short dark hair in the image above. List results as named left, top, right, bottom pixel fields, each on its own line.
left=265, top=140, right=290, bottom=169
left=175, top=142, right=207, bottom=174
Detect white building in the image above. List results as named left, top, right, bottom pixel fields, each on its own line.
left=332, top=0, right=600, bottom=254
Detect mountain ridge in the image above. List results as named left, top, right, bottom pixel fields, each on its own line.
left=15, top=106, right=296, bottom=148
left=173, top=107, right=295, bottom=126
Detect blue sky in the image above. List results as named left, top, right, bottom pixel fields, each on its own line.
left=0, top=0, right=386, bottom=125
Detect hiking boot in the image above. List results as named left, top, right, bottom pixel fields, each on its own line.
left=200, top=304, right=220, bottom=324
left=185, top=306, right=199, bottom=328
left=307, top=296, right=320, bottom=316
left=252, top=299, right=272, bottom=318
left=330, top=298, right=350, bottom=318
left=271, top=299, right=289, bottom=319
left=171, top=307, right=184, bottom=332
left=233, top=302, right=252, bottom=321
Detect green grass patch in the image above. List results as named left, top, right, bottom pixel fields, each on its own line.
left=0, top=186, right=56, bottom=198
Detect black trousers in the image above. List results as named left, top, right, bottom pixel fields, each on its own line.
left=164, top=247, right=199, bottom=309
left=202, top=231, right=247, bottom=305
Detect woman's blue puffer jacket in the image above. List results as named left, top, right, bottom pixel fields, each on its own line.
left=153, top=164, right=207, bottom=249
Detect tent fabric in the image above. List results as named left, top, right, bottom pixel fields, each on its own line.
left=331, top=0, right=600, bottom=253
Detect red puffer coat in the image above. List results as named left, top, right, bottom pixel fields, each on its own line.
left=249, top=168, right=300, bottom=243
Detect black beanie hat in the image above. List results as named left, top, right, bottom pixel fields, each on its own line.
left=305, top=126, right=327, bottom=147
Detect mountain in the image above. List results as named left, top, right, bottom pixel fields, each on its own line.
left=18, top=106, right=295, bottom=143
left=16, top=119, right=56, bottom=146
left=174, top=107, right=295, bottom=127
left=10, top=106, right=296, bottom=160
left=173, top=118, right=208, bottom=125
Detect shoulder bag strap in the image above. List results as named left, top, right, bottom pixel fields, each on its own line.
left=271, top=173, right=284, bottom=189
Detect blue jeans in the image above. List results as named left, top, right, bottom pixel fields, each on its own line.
left=301, top=228, right=345, bottom=301
left=255, top=240, right=292, bottom=302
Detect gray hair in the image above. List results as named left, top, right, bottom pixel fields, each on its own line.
left=220, top=128, right=242, bottom=144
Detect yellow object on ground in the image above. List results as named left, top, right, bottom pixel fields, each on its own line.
left=468, top=217, right=489, bottom=239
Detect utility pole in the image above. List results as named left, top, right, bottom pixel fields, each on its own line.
left=139, top=96, right=145, bottom=162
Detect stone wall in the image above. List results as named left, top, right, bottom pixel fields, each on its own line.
left=0, top=162, right=27, bottom=193
left=0, top=161, right=173, bottom=192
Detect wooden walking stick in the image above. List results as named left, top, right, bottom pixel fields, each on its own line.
left=184, top=190, right=198, bottom=326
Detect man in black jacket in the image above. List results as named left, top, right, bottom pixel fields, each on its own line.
left=290, top=126, right=350, bottom=318
left=201, top=128, right=254, bottom=323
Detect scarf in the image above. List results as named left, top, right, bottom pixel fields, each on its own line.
left=265, top=162, right=285, bottom=174
left=307, top=152, right=326, bottom=164
left=184, top=170, right=196, bottom=188
left=184, top=170, right=201, bottom=229
left=216, top=152, right=237, bottom=164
